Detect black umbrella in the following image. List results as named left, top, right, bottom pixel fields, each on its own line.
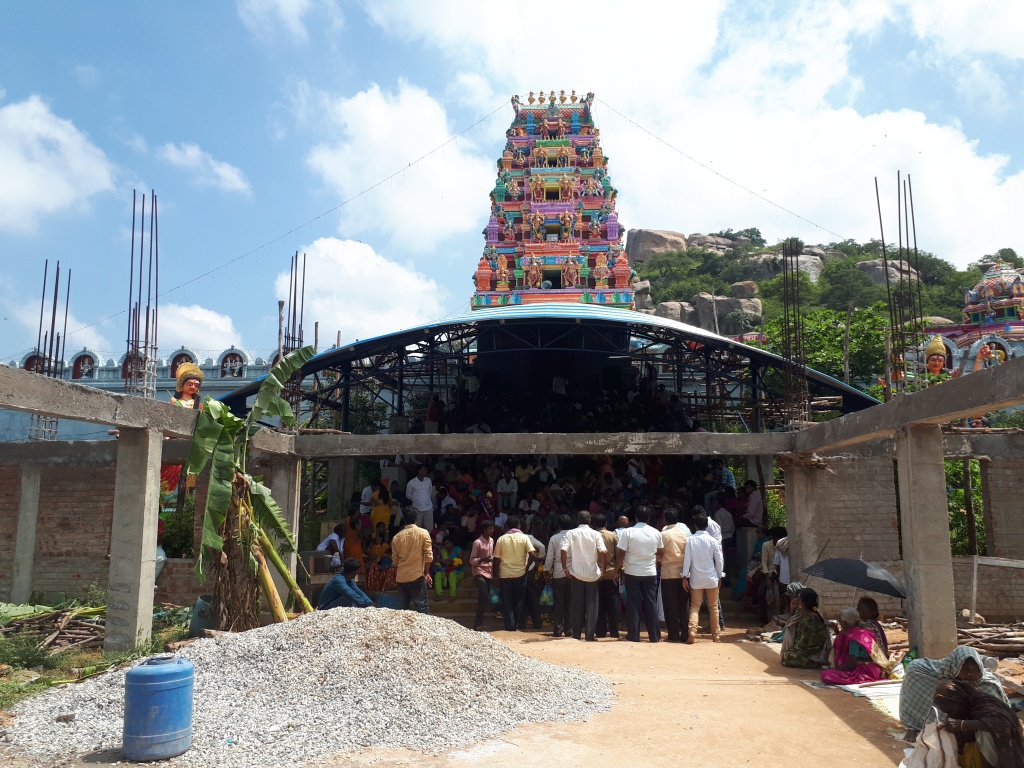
left=801, top=558, right=906, bottom=599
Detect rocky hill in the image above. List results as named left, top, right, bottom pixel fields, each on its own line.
left=626, top=227, right=925, bottom=335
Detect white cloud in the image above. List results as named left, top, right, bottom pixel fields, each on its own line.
left=237, top=0, right=338, bottom=42
left=359, top=1, right=1021, bottom=267
left=953, top=60, right=1008, bottom=114
left=0, top=95, right=115, bottom=233
left=278, top=237, right=446, bottom=344
left=306, top=81, right=494, bottom=253
left=157, top=304, right=245, bottom=353
left=896, top=0, right=1024, bottom=60
left=0, top=272, right=113, bottom=360
left=0, top=86, right=6, bottom=101
left=158, top=142, right=251, bottom=194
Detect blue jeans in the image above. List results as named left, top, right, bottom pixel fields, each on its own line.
left=498, top=575, right=528, bottom=631
left=397, top=577, right=429, bottom=614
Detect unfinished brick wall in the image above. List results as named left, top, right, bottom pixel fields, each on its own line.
left=785, top=455, right=902, bottom=616
left=31, top=463, right=117, bottom=601
left=980, top=458, right=1024, bottom=559
left=952, top=558, right=1024, bottom=622
left=0, top=464, right=21, bottom=600
left=155, top=558, right=206, bottom=607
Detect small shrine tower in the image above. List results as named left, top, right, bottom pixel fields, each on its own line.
left=471, top=90, right=634, bottom=309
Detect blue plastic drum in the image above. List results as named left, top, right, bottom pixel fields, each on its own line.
left=123, top=656, right=194, bottom=761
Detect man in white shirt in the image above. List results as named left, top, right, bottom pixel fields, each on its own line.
left=682, top=511, right=725, bottom=643
left=359, top=483, right=375, bottom=515
left=406, top=465, right=435, bottom=532
left=616, top=506, right=665, bottom=643
left=496, top=469, right=518, bottom=512
left=741, top=480, right=764, bottom=528
left=544, top=514, right=575, bottom=638
left=561, top=510, right=607, bottom=641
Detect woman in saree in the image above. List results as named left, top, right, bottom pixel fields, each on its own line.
left=370, top=480, right=392, bottom=532
left=780, top=587, right=833, bottom=669
left=901, top=646, right=1009, bottom=737
left=821, top=607, right=894, bottom=685
left=934, top=679, right=1024, bottom=767
left=856, top=596, right=889, bottom=656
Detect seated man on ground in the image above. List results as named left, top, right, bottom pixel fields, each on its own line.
left=318, top=558, right=373, bottom=610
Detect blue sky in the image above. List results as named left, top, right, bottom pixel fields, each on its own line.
left=1, top=0, right=1021, bottom=367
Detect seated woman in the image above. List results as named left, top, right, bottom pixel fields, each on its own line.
left=856, top=596, right=888, bottom=656
left=901, top=646, right=1009, bottom=737
left=821, top=607, right=894, bottom=685
left=934, top=679, right=1024, bottom=767
left=780, top=587, right=833, bottom=669
left=432, top=536, right=463, bottom=601
left=343, top=512, right=365, bottom=572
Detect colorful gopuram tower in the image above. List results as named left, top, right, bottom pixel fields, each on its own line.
left=471, top=90, right=634, bottom=310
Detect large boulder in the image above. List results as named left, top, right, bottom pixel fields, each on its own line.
left=691, top=293, right=762, bottom=335
left=687, top=233, right=734, bottom=253
left=632, top=279, right=654, bottom=310
left=625, top=229, right=688, bottom=263
left=746, top=253, right=824, bottom=284
left=856, top=259, right=919, bottom=285
left=731, top=281, right=759, bottom=299
left=654, top=301, right=697, bottom=326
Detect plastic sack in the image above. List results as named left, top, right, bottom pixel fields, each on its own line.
left=489, top=585, right=500, bottom=605
left=900, top=709, right=958, bottom=768
left=539, top=584, right=553, bottom=606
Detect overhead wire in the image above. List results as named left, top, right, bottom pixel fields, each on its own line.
left=594, top=97, right=848, bottom=242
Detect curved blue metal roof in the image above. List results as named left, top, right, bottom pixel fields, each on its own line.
left=221, top=304, right=878, bottom=410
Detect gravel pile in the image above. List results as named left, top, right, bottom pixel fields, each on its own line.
left=6, top=609, right=611, bottom=767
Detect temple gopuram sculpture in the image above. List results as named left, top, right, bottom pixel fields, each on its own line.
left=471, top=91, right=634, bottom=310
left=917, top=261, right=1022, bottom=378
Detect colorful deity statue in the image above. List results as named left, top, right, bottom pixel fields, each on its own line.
left=496, top=255, right=511, bottom=291
left=589, top=215, right=602, bottom=238
left=475, top=255, right=493, bottom=291
left=525, top=255, right=543, bottom=289
left=559, top=173, right=575, bottom=201
left=506, top=177, right=521, bottom=200
left=559, top=210, right=575, bottom=241
left=556, top=145, right=571, bottom=167
left=925, top=336, right=948, bottom=376
left=592, top=252, right=610, bottom=287
left=531, top=211, right=546, bottom=241
left=562, top=254, right=581, bottom=288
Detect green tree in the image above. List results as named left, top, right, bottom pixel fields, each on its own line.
left=945, top=460, right=984, bottom=556
left=760, top=303, right=887, bottom=383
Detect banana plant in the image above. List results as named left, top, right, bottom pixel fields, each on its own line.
left=184, top=346, right=316, bottom=630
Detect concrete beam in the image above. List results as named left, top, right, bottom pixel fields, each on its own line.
left=896, top=424, right=957, bottom=657
left=250, top=428, right=296, bottom=456
left=106, top=428, right=162, bottom=652
left=0, top=365, right=196, bottom=437
left=796, top=356, right=1024, bottom=454
left=11, top=465, right=41, bottom=603
left=941, top=433, right=1024, bottom=460
left=293, top=431, right=794, bottom=458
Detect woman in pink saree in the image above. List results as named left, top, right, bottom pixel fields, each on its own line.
left=822, top=607, right=894, bottom=685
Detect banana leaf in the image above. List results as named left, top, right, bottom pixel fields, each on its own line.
left=249, top=477, right=296, bottom=553
left=245, top=345, right=315, bottom=430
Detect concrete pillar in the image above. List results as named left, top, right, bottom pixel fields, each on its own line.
left=268, top=457, right=302, bottom=600
left=106, top=428, right=162, bottom=652
left=11, top=464, right=42, bottom=603
left=326, top=458, right=356, bottom=520
left=896, top=424, right=957, bottom=657
left=782, top=462, right=821, bottom=579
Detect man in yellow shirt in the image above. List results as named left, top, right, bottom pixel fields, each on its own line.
left=492, top=516, right=537, bottom=631
left=391, top=509, right=434, bottom=614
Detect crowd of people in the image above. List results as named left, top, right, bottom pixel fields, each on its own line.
left=316, top=452, right=768, bottom=641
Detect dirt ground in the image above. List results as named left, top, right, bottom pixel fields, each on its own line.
left=2, top=626, right=910, bottom=768
left=332, top=626, right=907, bottom=768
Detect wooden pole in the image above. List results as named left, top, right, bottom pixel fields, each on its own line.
left=843, top=301, right=854, bottom=385
left=964, top=458, right=977, bottom=556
